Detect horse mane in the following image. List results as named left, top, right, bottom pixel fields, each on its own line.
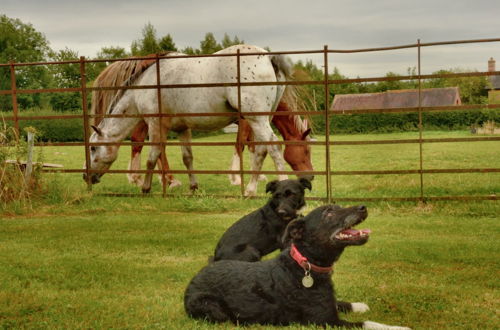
left=280, top=83, right=314, bottom=135
left=90, top=52, right=175, bottom=126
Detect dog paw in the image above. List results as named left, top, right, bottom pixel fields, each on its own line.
left=363, top=321, right=411, bottom=329
left=351, top=302, right=370, bottom=313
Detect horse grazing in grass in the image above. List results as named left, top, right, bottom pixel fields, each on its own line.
left=228, top=102, right=312, bottom=186
left=86, top=45, right=313, bottom=195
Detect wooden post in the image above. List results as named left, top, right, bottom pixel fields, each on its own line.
left=24, top=131, right=34, bottom=183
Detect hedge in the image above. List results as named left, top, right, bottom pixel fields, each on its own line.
left=320, top=109, right=499, bottom=134
left=2, top=108, right=498, bottom=142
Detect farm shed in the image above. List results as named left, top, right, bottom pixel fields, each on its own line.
left=330, top=87, right=462, bottom=112
left=487, top=57, right=500, bottom=104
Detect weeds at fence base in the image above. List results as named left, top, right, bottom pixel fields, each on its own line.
left=0, top=122, right=44, bottom=212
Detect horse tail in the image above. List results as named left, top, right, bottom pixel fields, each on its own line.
left=270, top=54, right=293, bottom=80
left=90, top=53, right=173, bottom=126
left=272, top=55, right=315, bottom=134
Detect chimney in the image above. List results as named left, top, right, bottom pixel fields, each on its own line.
left=488, top=57, right=496, bottom=72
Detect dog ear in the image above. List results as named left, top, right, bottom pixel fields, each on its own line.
left=299, top=177, right=312, bottom=191
left=265, top=180, right=279, bottom=194
left=282, top=217, right=306, bottom=245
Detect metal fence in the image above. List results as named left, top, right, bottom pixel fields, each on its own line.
left=1, top=38, right=499, bottom=203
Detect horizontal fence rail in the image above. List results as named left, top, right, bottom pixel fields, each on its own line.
left=1, top=38, right=499, bottom=202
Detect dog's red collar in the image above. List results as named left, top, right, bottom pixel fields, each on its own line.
left=290, top=244, right=333, bottom=274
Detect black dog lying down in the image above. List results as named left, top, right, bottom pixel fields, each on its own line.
left=185, top=205, right=411, bottom=329
left=213, top=178, right=311, bottom=262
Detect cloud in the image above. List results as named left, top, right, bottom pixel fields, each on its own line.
left=2, top=0, right=499, bottom=76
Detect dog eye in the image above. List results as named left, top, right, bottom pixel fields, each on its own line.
left=285, top=190, right=294, bottom=197
left=90, top=146, right=96, bottom=152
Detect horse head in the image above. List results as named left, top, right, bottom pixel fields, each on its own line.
left=283, top=124, right=314, bottom=182
left=83, top=125, right=120, bottom=184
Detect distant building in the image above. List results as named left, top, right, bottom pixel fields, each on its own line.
left=487, top=57, right=500, bottom=104
left=330, top=87, right=461, bottom=112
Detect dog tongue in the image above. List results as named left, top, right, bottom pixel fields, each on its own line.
left=342, top=229, right=371, bottom=236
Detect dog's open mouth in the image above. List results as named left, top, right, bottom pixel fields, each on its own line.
left=333, top=228, right=371, bottom=241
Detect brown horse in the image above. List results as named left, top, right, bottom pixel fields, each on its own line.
left=228, top=101, right=312, bottom=186
left=90, top=52, right=313, bottom=192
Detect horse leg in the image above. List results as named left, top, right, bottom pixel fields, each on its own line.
left=178, top=129, right=198, bottom=191
left=244, top=122, right=287, bottom=196
left=157, top=150, right=182, bottom=188
left=229, top=120, right=249, bottom=185
left=142, top=124, right=164, bottom=194
left=229, top=150, right=242, bottom=185
left=128, top=121, right=147, bottom=187
left=250, top=147, right=268, bottom=182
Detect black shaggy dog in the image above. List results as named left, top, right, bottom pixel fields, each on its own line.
left=185, top=204, right=411, bottom=329
left=213, top=178, right=311, bottom=262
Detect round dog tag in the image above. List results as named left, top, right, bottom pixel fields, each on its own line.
left=302, top=275, right=314, bottom=288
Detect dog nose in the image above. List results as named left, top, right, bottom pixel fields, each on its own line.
left=357, top=205, right=366, bottom=212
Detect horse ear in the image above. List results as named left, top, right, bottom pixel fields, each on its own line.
left=299, top=177, right=312, bottom=191
left=301, top=128, right=311, bottom=140
left=282, top=217, right=306, bottom=244
left=91, top=125, right=103, bottom=136
left=265, top=180, right=279, bottom=194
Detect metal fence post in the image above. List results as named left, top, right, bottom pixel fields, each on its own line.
left=155, top=53, right=167, bottom=197
left=236, top=49, right=245, bottom=197
left=417, top=39, right=425, bottom=202
left=323, top=46, right=332, bottom=204
left=80, top=56, right=92, bottom=190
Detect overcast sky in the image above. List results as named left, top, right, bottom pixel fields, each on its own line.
left=2, top=0, right=499, bottom=77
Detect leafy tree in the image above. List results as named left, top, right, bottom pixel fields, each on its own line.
left=96, top=46, right=128, bottom=60
left=0, top=14, right=52, bottom=110
left=182, top=46, right=199, bottom=55
left=131, top=22, right=160, bottom=56
left=199, top=32, right=222, bottom=54
left=221, top=33, right=243, bottom=48
left=159, top=34, right=178, bottom=52
left=423, top=69, right=488, bottom=104
left=48, top=48, right=81, bottom=111
left=86, top=46, right=129, bottom=82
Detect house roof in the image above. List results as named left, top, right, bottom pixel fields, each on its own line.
left=331, top=87, right=462, bottom=111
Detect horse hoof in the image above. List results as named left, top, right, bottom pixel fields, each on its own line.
left=169, top=179, right=182, bottom=188
left=244, top=189, right=257, bottom=197
left=190, top=183, right=199, bottom=191
left=128, top=174, right=144, bottom=187
left=142, top=187, right=151, bottom=194
left=229, top=177, right=242, bottom=185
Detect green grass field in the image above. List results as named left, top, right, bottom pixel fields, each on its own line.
left=33, top=130, right=500, bottom=199
left=1, top=131, right=499, bottom=329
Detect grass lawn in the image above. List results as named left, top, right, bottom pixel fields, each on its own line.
left=0, top=198, right=499, bottom=329
left=0, top=130, right=498, bottom=329
left=35, top=130, right=499, bottom=199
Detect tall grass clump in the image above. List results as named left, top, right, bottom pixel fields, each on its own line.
left=0, top=121, right=43, bottom=211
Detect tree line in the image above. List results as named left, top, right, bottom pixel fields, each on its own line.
left=0, top=14, right=490, bottom=114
